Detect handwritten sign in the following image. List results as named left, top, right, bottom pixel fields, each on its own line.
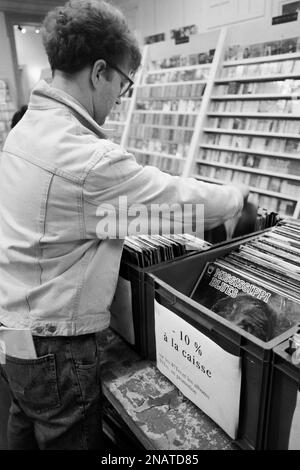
left=154, top=300, right=242, bottom=438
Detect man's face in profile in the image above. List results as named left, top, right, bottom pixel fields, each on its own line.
left=92, top=57, right=133, bottom=126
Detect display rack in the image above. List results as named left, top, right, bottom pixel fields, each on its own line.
left=121, top=31, right=220, bottom=175
left=185, top=29, right=300, bottom=218
left=103, top=26, right=300, bottom=218
left=0, top=79, right=15, bottom=151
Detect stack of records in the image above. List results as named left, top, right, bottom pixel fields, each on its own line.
left=191, top=218, right=300, bottom=342
left=122, top=234, right=211, bottom=268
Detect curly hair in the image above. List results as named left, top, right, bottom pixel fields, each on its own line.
left=42, top=0, right=142, bottom=74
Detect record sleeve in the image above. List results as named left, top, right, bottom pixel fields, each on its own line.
left=225, top=252, right=300, bottom=297
left=247, top=239, right=300, bottom=265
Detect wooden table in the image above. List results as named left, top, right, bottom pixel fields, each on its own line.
left=98, top=328, right=237, bottom=451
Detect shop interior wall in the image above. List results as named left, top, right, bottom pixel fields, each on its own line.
left=113, top=0, right=299, bottom=44
left=14, top=27, right=49, bottom=104
left=0, top=12, right=18, bottom=107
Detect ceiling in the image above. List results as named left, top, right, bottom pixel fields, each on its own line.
left=0, top=0, right=130, bottom=15
left=0, top=0, right=63, bottom=15
left=0, top=0, right=132, bottom=25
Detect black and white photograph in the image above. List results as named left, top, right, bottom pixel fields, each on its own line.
left=0, top=0, right=299, bottom=459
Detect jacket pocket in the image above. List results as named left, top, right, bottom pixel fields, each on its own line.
left=2, top=353, right=60, bottom=415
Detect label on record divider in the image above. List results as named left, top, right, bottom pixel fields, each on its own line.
left=154, top=300, right=242, bottom=439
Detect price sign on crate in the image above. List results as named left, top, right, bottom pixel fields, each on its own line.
left=154, top=300, right=242, bottom=439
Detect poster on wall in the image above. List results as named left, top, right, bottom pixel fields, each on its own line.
left=271, top=1, right=300, bottom=24
left=144, top=33, right=165, bottom=45
left=170, top=25, right=198, bottom=45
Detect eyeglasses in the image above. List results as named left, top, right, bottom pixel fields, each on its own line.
left=105, top=60, right=134, bottom=98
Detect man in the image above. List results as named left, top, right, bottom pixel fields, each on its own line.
left=0, top=0, right=248, bottom=450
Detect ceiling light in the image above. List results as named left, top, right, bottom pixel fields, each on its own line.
left=35, top=28, right=40, bottom=33
left=21, top=27, right=26, bottom=34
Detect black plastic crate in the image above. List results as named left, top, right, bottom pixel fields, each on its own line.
left=110, top=246, right=206, bottom=357
left=110, top=232, right=265, bottom=358
left=143, top=236, right=300, bottom=450
left=264, top=337, right=300, bottom=449
left=110, top=260, right=149, bottom=356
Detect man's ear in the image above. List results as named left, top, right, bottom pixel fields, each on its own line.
left=91, top=59, right=107, bottom=88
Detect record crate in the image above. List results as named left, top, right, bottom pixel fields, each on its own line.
left=264, top=336, right=300, bottom=450
left=142, top=235, right=300, bottom=450
left=110, top=238, right=210, bottom=357
left=110, top=231, right=264, bottom=359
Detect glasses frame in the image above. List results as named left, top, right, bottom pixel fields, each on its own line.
left=105, top=60, right=134, bottom=98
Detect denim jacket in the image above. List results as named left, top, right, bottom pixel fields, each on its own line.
left=0, top=80, right=243, bottom=336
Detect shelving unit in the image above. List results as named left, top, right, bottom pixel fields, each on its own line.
left=126, top=68, right=209, bottom=175
left=0, top=79, right=15, bottom=151
left=104, top=26, right=300, bottom=219
left=120, top=30, right=220, bottom=176
left=186, top=28, right=300, bottom=219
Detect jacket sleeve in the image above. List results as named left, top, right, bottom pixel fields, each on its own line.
left=83, top=144, right=244, bottom=238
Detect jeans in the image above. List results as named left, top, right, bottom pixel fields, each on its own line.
left=0, top=333, right=103, bottom=450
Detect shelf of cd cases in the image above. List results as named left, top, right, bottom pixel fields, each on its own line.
left=192, top=173, right=299, bottom=201
left=222, top=51, right=300, bottom=67
left=191, top=174, right=297, bottom=216
left=120, top=29, right=223, bottom=176
left=200, top=144, right=300, bottom=160
left=133, top=109, right=200, bottom=115
left=103, top=28, right=300, bottom=218
left=146, top=63, right=213, bottom=74
left=211, top=94, right=300, bottom=100
left=127, top=147, right=184, bottom=160
left=203, top=128, right=300, bottom=140
left=188, top=30, right=300, bottom=219
left=215, top=73, right=300, bottom=83
left=195, top=160, right=300, bottom=182
left=208, top=112, right=300, bottom=119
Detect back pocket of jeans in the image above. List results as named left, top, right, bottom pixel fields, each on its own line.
left=3, top=353, right=60, bottom=415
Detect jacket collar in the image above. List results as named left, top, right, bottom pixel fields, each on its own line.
left=28, top=79, right=108, bottom=138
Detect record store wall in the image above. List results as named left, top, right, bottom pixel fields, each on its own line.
left=112, top=0, right=298, bottom=45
